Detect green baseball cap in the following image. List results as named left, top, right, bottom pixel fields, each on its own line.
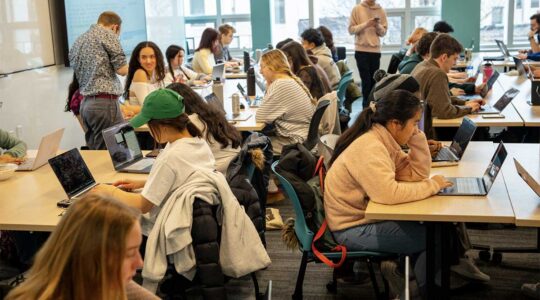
left=129, top=89, right=185, bottom=128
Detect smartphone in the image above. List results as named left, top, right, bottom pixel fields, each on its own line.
left=482, top=114, right=505, bottom=119
left=374, top=17, right=380, bottom=22
left=57, top=199, right=72, bottom=208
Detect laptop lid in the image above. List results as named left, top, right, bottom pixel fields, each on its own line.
left=447, top=117, right=477, bottom=159
left=493, top=88, right=519, bottom=112
left=514, top=158, right=540, bottom=197
left=31, top=128, right=65, bottom=169
left=205, top=92, right=226, bottom=114
left=514, top=56, right=527, bottom=76
left=495, top=39, right=510, bottom=57
left=212, top=63, right=225, bottom=81
left=481, top=142, right=507, bottom=193
left=48, top=148, right=96, bottom=199
left=481, top=70, right=500, bottom=97
left=253, top=64, right=267, bottom=93
left=102, top=123, right=143, bottom=170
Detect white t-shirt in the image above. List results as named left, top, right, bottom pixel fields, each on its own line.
left=141, top=137, right=215, bottom=234
left=129, top=80, right=163, bottom=106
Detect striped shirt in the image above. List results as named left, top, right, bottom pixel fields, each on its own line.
left=256, top=78, right=315, bottom=143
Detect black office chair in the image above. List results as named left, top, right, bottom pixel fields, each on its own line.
left=387, top=53, right=403, bottom=74
left=303, top=100, right=330, bottom=151
left=336, top=46, right=346, bottom=61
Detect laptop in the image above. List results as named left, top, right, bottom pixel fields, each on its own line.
left=205, top=92, right=253, bottom=121
left=102, top=123, right=154, bottom=174
left=514, top=56, right=528, bottom=77
left=16, top=128, right=64, bottom=171
left=458, top=70, right=500, bottom=101
left=212, top=63, right=226, bottom=82
left=438, top=142, right=507, bottom=196
left=432, top=118, right=477, bottom=166
left=253, top=64, right=267, bottom=93
left=514, top=158, right=540, bottom=197
left=474, top=87, right=519, bottom=114
left=484, top=40, right=511, bottom=61
left=49, top=148, right=97, bottom=202
left=237, top=82, right=262, bottom=107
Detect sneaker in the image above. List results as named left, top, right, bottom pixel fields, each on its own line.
left=521, top=282, right=540, bottom=298
left=450, top=256, right=490, bottom=282
left=381, top=260, right=404, bottom=298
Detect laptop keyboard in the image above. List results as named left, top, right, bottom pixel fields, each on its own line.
left=17, top=158, right=35, bottom=170
left=455, top=178, right=482, bottom=194
left=126, top=159, right=153, bottom=171
left=435, top=148, right=456, bottom=161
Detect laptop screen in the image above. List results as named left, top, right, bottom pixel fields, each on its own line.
left=212, top=63, right=225, bottom=81
left=493, top=88, right=519, bottom=112
left=48, top=148, right=96, bottom=198
left=482, top=142, right=507, bottom=193
left=495, top=40, right=510, bottom=57
left=448, top=117, right=477, bottom=158
left=102, top=123, right=143, bottom=169
left=482, top=70, right=500, bottom=97
left=514, top=57, right=527, bottom=76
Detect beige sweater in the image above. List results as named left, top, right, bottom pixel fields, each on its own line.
left=324, top=124, right=440, bottom=231
left=348, top=1, right=388, bottom=53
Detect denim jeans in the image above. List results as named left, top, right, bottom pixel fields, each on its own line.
left=333, top=220, right=436, bottom=289
left=354, top=51, right=381, bottom=109
left=80, top=96, right=124, bottom=150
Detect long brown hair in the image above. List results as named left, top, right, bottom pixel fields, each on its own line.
left=6, top=194, right=140, bottom=300
left=124, top=41, right=166, bottom=99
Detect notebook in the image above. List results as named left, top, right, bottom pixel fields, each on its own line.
left=438, top=142, right=507, bottom=196
left=474, top=87, right=519, bottom=114
left=16, top=128, right=64, bottom=171
left=102, top=123, right=154, bottom=174
left=432, top=118, right=477, bottom=167
left=49, top=148, right=97, bottom=201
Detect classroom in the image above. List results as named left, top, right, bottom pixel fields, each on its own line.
left=0, top=0, right=539, bottom=299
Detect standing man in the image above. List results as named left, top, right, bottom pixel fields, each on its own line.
left=69, top=11, right=128, bottom=149
left=349, top=0, right=387, bottom=109
left=215, top=24, right=240, bottom=66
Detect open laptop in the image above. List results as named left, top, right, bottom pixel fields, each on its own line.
left=438, top=142, right=507, bottom=196
left=212, top=63, right=226, bottom=82
left=237, top=82, right=262, bottom=107
left=514, top=158, right=540, bottom=197
left=253, top=64, right=267, bottom=93
left=484, top=40, right=511, bottom=61
left=458, top=70, right=500, bottom=101
left=474, top=87, right=519, bottom=114
left=432, top=117, right=477, bottom=166
left=16, top=128, right=64, bottom=171
left=205, top=92, right=253, bottom=121
left=49, top=148, right=97, bottom=202
left=102, top=123, right=154, bottom=174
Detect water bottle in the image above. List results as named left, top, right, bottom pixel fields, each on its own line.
left=212, top=78, right=224, bottom=106
left=247, top=67, right=256, bottom=96
left=232, top=93, right=240, bottom=116
left=483, top=63, right=493, bottom=83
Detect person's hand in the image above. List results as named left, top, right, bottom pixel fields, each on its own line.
left=528, top=30, right=537, bottom=39
left=448, top=72, right=467, bottom=79
left=470, top=99, right=486, bottom=106
left=475, top=83, right=486, bottom=94
left=113, top=179, right=146, bottom=191
left=450, top=88, right=465, bottom=96
left=203, top=75, right=212, bottom=81
left=465, top=101, right=481, bottom=112
left=428, top=140, right=442, bottom=157
left=431, top=175, right=453, bottom=190
left=120, top=105, right=135, bottom=120
left=225, top=61, right=239, bottom=68
left=518, top=53, right=528, bottom=60
left=0, top=154, right=25, bottom=165
left=367, top=18, right=379, bottom=27
left=90, top=183, right=118, bottom=197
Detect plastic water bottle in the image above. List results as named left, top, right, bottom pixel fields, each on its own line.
left=483, top=63, right=493, bottom=83
left=232, top=93, right=240, bottom=116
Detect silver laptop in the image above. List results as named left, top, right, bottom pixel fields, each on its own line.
left=458, top=70, right=500, bottom=101
left=212, top=63, right=226, bottom=82
left=102, top=123, right=154, bottom=174
left=49, top=148, right=97, bottom=201
left=438, top=142, right=507, bottom=196
left=495, top=39, right=511, bottom=58
left=253, top=64, right=267, bottom=93
left=475, top=87, right=519, bottom=114
left=17, top=128, right=64, bottom=171
left=514, top=158, right=540, bottom=197
left=432, top=118, right=477, bottom=166
left=205, top=92, right=253, bottom=121
left=236, top=83, right=262, bottom=107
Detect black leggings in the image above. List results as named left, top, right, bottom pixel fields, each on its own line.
left=355, top=51, right=381, bottom=109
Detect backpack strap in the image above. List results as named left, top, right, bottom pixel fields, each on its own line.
left=314, top=156, right=326, bottom=193
left=312, top=220, right=347, bottom=268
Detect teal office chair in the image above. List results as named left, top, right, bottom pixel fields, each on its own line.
left=271, top=161, right=393, bottom=300
left=336, top=71, right=353, bottom=108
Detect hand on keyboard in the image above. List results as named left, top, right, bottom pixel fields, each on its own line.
left=0, top=154, right=25, bottom=165
left=432, top=175, right=453, bottom=190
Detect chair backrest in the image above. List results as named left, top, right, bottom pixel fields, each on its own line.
left=336, top=71, right=353, bottom=104
left=303, top=100, right=330, bottom=151
left=336, top=46, right=346, bottom=61
left=317, top=134, right=340, bottom=168
left=271, top=161, right=313, bottom=251
left=387, top=53, right=402, bottom=74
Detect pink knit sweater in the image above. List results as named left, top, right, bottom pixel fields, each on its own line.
left=324, top=124, right=440, bottom=231
left=348, top=1, right=388, bottom=53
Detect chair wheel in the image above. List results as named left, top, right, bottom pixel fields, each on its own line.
left=326, top=281, right=337, bottom=294
left=478, top=250, right=491, bottom=262
left=492, top=252, right=503, bottom=263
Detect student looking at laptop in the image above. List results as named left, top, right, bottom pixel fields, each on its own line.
left=164, top=45, right=211, bottom=86
left=0, top=129, right=26, bottom=164
left=192, top=28, right=220, bottom=75
left=167, top=83, right=241, bottom=173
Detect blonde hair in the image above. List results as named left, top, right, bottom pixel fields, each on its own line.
left=261, top=49, right=316, bottom=105
left=406, top=27, right=428, bottom=45
left=6, top=194, right=140, bottom=300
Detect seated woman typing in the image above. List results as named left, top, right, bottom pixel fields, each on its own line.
left=6, top=194, right=157, bottom=300
left=123, top=41, right=166, bottom=116
left=191, top=28, right=220, bottom=75
left=167, top=82, right=241, bottom=173
left=164, top=45, right=211, bottom=86
left=0, top=129, right=26, bottom=164
left=255, top=49, right=315, bottom=154
left=325, top=90, right=452, bottom=298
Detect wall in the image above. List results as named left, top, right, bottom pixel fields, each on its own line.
left=250, top=0, right=272, bottom=49
left=442, top=0, right=481, bottom=51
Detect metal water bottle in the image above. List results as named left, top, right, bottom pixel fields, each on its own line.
left=232, top=93, right=240, bottom=116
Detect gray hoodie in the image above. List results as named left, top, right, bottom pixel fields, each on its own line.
left=311, top=44, right=342, bottom=89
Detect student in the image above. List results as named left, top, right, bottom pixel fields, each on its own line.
left=6, top=194, right=157, bottom=300
left=280, top=41, right=331, bottom=100
left=325, top=90, right=452, bottom=297
left=167, top=83, right=241, bottom=173
left=164, top=45, right=211, bottom=85
left=317, top=25, right=339, bottom=62
left=275, top=38, right=294, bottom=50
left=123, top=41, right=166, bottom=114
left=349, top=0, right=387, bottom=108
left=0, top=129, right=26, bottom=164
left=518, top=14, right=540, bottom=60
left=300, top=28, right=342, bottom=89
left=255, top=49, right=315, bottom=155
left=404, top=27, right=428, bottom=57
left=69, top=11, right=128, bottom=150
left=432, top=20, right=454, bottom=33
left=192, top=28, right=220, bottom=75
left=398, top=31, right=438, bottom=75
left=411, top=34, right=483, bottom=139
left=215, top=24, right=240, bottom=65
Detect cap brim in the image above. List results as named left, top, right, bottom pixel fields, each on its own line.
left=129, top=113, right=150, bottom=128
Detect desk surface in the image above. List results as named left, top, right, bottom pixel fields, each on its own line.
left=497, top=73, right=540, bottom=126
left=365, top=142, right=515, bottom=224
left=499, top=143, right=540, bottom=227
left=0, top=151, right=146, bottom=231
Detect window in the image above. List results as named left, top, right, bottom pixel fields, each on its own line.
left=532, top=0, right=539, bottom=8
left=274, top=0, right=285, bottom=24
left=145, top=0, right=185, bottom=55
left=184, top=0, right=216, bottom=16
left=314, top=0, right=357, bottom=49
left=271, top=0, right=308, bottom=46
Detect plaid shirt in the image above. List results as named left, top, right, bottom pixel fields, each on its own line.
left=69, top=24, right=126, bottom=96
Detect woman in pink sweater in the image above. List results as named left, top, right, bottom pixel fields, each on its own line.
left=325, top=90, right=452, bottom=295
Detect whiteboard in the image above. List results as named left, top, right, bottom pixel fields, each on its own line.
left=0, top=0, right=55, bottom=75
